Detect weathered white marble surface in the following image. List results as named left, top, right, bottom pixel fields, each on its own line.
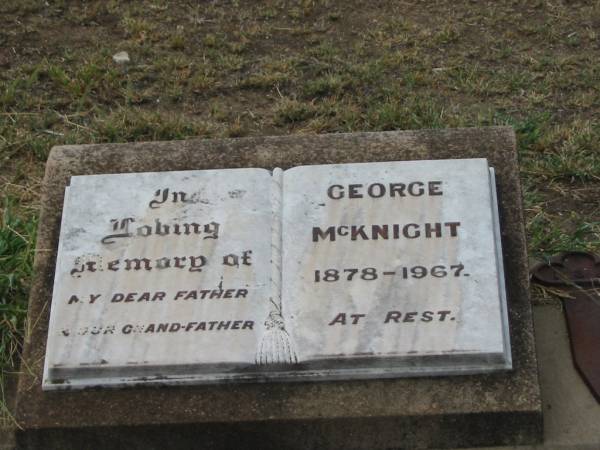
left=282, top=159, right=511, bottom=375
left=44, top=159, right=510, bottom=389
left=44, top=168, right=274, bottom=389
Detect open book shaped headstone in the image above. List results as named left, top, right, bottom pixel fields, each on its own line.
left=43, top=158, right=511, bottom=389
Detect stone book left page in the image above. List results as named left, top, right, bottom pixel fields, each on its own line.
left=43, top=168, right=275, bottom=390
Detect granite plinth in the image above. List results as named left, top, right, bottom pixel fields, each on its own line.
left=16, top=127, right=542, bottom=449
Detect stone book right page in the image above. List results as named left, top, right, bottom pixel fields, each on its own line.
left=280, top=158, right=511, bottom=379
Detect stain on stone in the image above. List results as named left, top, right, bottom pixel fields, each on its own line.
left=228, top=189, right=246, bottom=199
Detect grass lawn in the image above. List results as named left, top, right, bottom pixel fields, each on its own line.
left=1, top=0, right=599, bottom=424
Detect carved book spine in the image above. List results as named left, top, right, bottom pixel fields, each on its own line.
left=256, top=168, right=297, bottom=364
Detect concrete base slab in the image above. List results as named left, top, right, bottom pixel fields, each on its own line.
left=459, top=304, right=600, bottom=450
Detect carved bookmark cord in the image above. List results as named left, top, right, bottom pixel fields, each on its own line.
left=270, top=167, right=283, bottom=317
left=256, top=168, right=298, bottom=365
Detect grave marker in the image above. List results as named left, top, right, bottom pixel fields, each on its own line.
left=16, top=128, right=542, bottom=449
left=44, top=159, right=510, bottom=389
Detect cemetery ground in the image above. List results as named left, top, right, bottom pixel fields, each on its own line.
left=0, top=0, right=599, bottom=432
